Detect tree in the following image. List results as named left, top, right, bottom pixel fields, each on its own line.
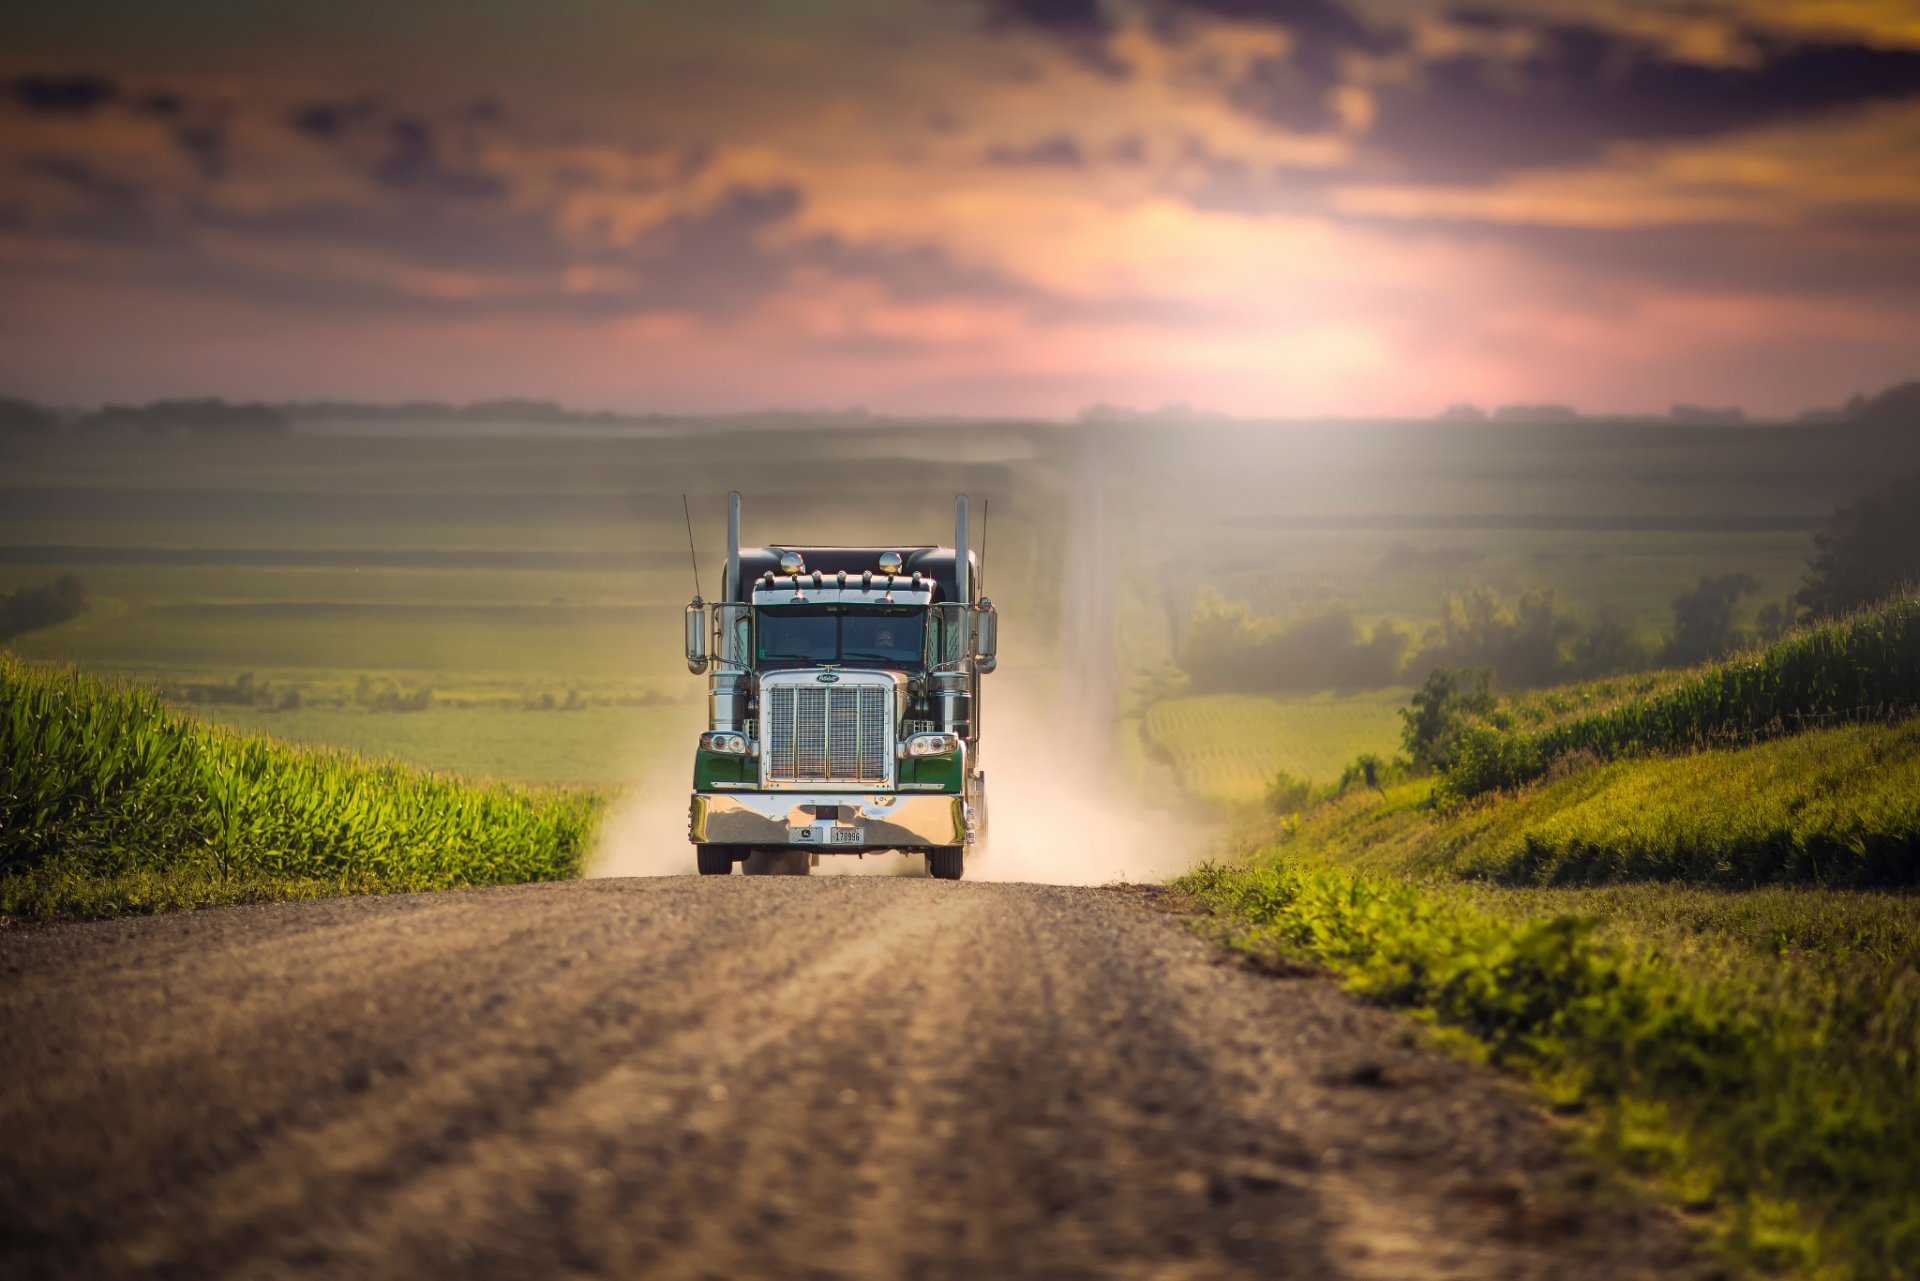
left=1664, top=573, right=1760, bottom=663
left=1796, top=472, right=1920, bottom=620
left=1400, top=667, right=1496, bottom=773
left=1845, top=380, right=1920, bottom=427
left=1661, top=573, right=1760, bottom=665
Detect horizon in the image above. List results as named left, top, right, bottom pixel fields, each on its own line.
left=5, top=384, right=1907, bottom=425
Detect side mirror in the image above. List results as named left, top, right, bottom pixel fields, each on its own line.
left=974, top=598, right=998, bottom=674
left=684, top=598, right=709, bottom=673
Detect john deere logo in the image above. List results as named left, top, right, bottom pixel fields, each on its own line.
left=816, top=672, right=840, bottom=683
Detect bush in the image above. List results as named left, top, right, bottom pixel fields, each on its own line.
left=1400, top=667, right=1497, bottom=772
left=1661, top=573, right=1760, bottom=666
left=1434, top=724, right=1543, bottom=804
left=1263, top=769, right=1314, bottom=815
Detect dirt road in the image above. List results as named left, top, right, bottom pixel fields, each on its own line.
left=0, top=878, right=1701, bottom=1279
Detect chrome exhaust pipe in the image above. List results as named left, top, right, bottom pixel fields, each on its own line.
left=954, top=494, right=969, bottom=603
left=726, top=490, right=742, bottom=601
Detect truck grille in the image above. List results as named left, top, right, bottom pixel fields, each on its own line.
left=763, top=682, right=892, bottom=785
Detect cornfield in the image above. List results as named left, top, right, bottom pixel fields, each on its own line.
left=1443, top=595, right=1920, bottom=800
left=2, top=655, right=595, bottom=890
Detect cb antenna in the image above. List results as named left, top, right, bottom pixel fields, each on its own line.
left=681, top=493, right=703, bottom=600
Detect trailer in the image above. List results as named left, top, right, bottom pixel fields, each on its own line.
left=683, top=494, right=996, bottom=879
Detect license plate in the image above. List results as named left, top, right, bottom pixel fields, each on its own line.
left=790, top=824, right=865, bottom=846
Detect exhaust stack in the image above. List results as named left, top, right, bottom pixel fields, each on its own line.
left=725, top=490, right=742, bottom=601
left=954, top=494, right=970, bottom=603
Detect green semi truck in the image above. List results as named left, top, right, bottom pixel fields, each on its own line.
left=683, top=494, right=996, bottom=879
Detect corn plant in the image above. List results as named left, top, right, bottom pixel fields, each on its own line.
left=1440, top=596, right=1920, bottom=801
left=1, top=655, right=596, bottom=891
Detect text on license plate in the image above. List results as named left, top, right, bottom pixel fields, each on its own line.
left=791, top=825, right=866, bottom=845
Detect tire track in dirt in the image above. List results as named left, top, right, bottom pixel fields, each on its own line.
left=0, top=877, right=1705, bottom=1280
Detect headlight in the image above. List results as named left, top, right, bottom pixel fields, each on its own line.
left=700, top=732, right=753, bottom=755
left=903, top=733, right=961, bottom=757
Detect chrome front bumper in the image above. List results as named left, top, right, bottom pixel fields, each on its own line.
left=690, top=790, right=970, bottom=850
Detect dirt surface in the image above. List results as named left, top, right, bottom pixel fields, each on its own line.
left=0, top=878, right=1705, bottom=1280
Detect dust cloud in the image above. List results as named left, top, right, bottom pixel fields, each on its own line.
left=583, top=699, right=705, bottom=879
left=968, top=444, right=1205, bottom=885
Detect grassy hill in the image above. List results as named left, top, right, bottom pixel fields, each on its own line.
left=1181, top=596, right=1920, bottom=1279
left=1, top=654, right=597, bottom=922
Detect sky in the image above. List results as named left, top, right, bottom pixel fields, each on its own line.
left=3, top=0, right=1919, bottom=418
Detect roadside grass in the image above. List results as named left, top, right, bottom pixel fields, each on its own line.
left=1178, top=857, right=1920, bottom=1280
left=1144, top=690, right=1408, bottom=804
left=1, top=654, right=599, bottom=924
left=1184, top=705, right=1920, bottom=1279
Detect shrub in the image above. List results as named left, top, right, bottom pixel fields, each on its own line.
left=1661, top=572, right=1760, bottom=666
left=1263, top=769, right=1315, bottom=815
left=1434, top=724, right=1543, bottom=804
left=1400, top=667, right=1497, bottom=772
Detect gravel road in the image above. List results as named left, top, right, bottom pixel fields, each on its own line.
left=0, top=878, right=1703, bottom=1280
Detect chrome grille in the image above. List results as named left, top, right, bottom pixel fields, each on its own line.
left=764, top=681, right=891, bottom=785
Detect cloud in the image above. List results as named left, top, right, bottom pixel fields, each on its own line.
left=985, top=134, right=1088, bottom=166
left=1151, top=0, right=1396, bottom=59
left=5, top=75, right=117, bottom=116
left=1363, top=25, right=1920, bottom=180
left=373, top=117, right=509, bottom=200
left=982, top=0, right=1112, bottom=36
left=288, top=97, right=381, bottom=141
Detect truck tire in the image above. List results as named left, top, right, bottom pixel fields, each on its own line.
left=743, top=849, right=812, bottom=876
left=696, top=846, right=734, bottom=876
left=927, top=846, right=965, bottom=881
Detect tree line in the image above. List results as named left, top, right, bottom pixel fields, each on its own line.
left=1181, top=469, right=1920, bottom=697
left=0, top=575, right=88, bottom=644
left=0, top=397, right=288, bottom=435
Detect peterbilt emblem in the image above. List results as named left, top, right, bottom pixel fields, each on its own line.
left=816, top=672, right=840, bottom=683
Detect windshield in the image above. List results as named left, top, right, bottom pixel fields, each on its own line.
left=756, top=606, right=926, bottom=668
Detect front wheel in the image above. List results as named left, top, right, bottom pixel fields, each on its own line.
left=927, top=846, right=964, bottom=881
left=696, top=845, right=736, bottom=876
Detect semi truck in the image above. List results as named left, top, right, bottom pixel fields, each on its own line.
left=683, top=493, right=996, bottom=879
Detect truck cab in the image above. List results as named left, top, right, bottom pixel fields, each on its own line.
left=684, top=494, right=996, bottom=879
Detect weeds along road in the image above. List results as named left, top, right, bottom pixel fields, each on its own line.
left=0, top=878, right=1702, bottom=1280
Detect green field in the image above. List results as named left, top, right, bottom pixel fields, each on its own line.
left=1, top=655, right=595, bottom=921
left=1143, top=690, right=1407, bottom=803
left=1180, top=605, right=1920, bottom=1280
